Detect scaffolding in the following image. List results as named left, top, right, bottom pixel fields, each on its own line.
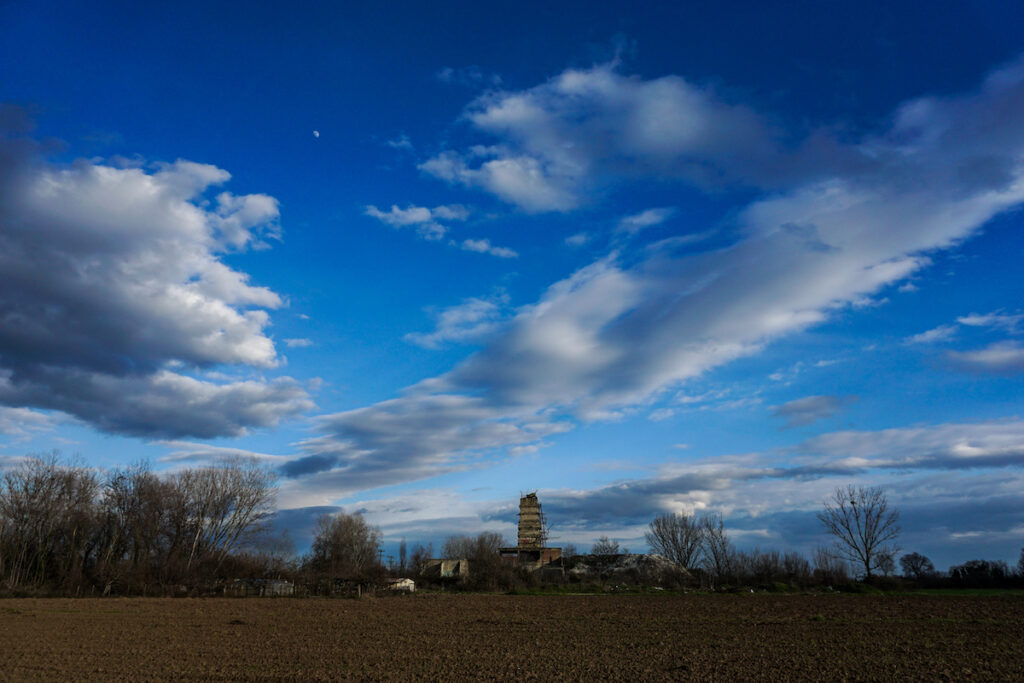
left=517, top=492, right=548, bottom=549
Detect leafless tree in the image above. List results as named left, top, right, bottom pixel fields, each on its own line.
left=700, top=513, right=732, bottom=582
left=899, top=552, right=935, bottom=581
left=0, top=452, right=100, bottom=590
left=307, top=511, right=382, bottom=580
left=817, top=485, right=900, bottom=580
left=645, top=512, right=703, bottom=569
left=409, top=543, right=432, bottom=574
left=174, top=458, right=276, bottom=573
left=591, top=536, right=620, bottom=556
left=812, top=544, right=849, bottom=585
left=443, top=532, right=504, bottom=561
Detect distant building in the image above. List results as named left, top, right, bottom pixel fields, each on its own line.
left=386, top=577, right=416, bottom=592
left=420, top=558, right=470, bottom=580
left=500, top=493, right=563, bottom=574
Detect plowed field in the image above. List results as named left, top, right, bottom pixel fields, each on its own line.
left=1, top=594, right=1022, bottom=680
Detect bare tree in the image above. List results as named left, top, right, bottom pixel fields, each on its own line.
left=700, top=513, right=732, bottom=582
left=443, top=532, right=504, bottom=561
left=817, top=485, right=900, bottom=580
left=645, top=512, right=703, bottom=569
left=811, top=545, right=849, bottom=585
left=307, top=511, right=382, bottom=580
left=0, top=452, right=99, bottom=590
left=409, top=543, right=432, bottom=574
left=175, top=458, right=276, bottom=573
left=591, top=536, right=620, bottom=556
left=899, top=552, right=936, bottom=581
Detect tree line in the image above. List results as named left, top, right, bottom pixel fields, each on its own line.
left=638, top=485, right=1024, bottom=590
left=0, top=453, right=282, bottom=595
left=3, top=454, right=1021, bottom=594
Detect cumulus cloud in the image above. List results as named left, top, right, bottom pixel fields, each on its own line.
left=404, top=294, right=509, bottom=349
left=419, top=62, right=865, bottom=212
left=0, top=369, right=311, bottom=439
left=286, top=59, right=1024, bottom=500
left=420, top=151, right=579, bottom=212
left=770, top=395, right=855, bottom=427
left=0, top=118, right=311, bottom=438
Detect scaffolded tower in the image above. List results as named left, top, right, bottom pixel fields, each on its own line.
left=500, top=492, right=562, bottom=574
left=517, top=492, right=548, bottom=549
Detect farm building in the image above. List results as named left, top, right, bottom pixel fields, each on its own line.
left=386, top=577, right=416, bottom=592
left=420, top=558, right=470, bottom=580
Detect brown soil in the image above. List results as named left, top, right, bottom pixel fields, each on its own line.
left=1, top=594, right=1022, bottom=680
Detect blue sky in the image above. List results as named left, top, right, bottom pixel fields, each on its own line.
left=2, top=1, right=1023, bottom=568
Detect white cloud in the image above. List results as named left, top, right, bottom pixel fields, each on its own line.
left=418, top=62, right=855, bottom=212
left=0, top=129, right=311, bottom=438
left=0, top=406, right=58, bottom=439
left=617, top=207, right=675, bottom=234
left=279, top=393, right=572, bottom=498
left=284, top=338, right=314, bottom=348
left=957, top=311, right=1022, bottom=332
left=155, top=440, right=289, bottom=465
left=420, top=152, right=579, bottom=212
left=948, top=341, right=1024, bottom=373
left=287, top=58, right=1024, bottom=499
left=364, top=203, right=470, bottom=241
left=565, top=232, right=590, bottom=247
left=459, top=238, right=518, bottom=258
left=905, top=324, right=959, bottom=345
left=404, top=294, right=509, bottom=349
left=386, top=133, right=413, bottom=151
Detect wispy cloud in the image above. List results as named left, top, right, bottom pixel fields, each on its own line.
left=904, top=324, right=959, bottom=345
left=155, top=440, right=289, bottom=465
left=404, top=294, right=510, bottom=349
left=565, top=232, right=590, bottom=247
left=386, top=133, right=414, bottom=151
left=363, top=203, right=469, bottom=241
left=957, top=311, right=1022, bottom=333
left=770, top=395, right=856, bottom=428
left=617, top=207, right=675, bottom=234
left=459, top=238, right=517, bottom=258
left=287, top=59, right=1024, bottom=500
left=948, top=341, right=1024, bottom=374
